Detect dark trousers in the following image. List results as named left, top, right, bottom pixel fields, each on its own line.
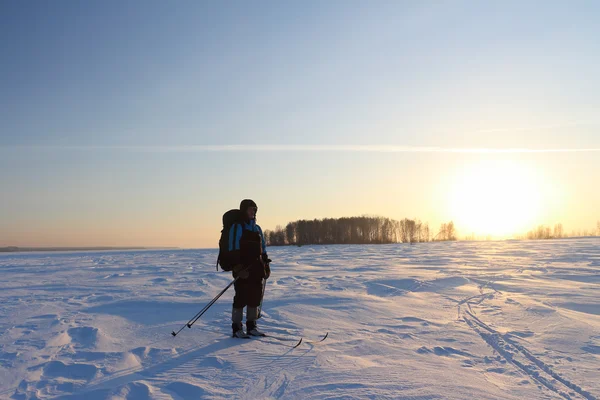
left=233, top=259, right=265, bottom=308
left=233, top=278, right=263, bottom=308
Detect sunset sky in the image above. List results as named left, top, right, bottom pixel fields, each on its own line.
left=1, top=1, right=599, bottom=248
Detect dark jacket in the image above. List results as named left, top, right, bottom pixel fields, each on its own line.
left=228, top=219, right=267, bottom=266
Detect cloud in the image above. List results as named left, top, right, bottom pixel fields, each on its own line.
left=3, top=144, right=600, bottom=153
left=472, top=121, right=597, bottom=134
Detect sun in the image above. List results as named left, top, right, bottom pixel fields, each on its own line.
left=448, top=160, right=543, bottom=238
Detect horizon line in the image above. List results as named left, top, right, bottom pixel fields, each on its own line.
left=3, top=236, right=598, bottom=251
left=3, top=144, right=600, bottom=153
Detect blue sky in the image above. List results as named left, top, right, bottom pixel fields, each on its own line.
left=1, top=1, right=599, bottom=247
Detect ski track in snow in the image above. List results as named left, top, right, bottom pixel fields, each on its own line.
left=1, top=239, right=599, bottom=399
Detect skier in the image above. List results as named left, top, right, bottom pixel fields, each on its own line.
left=229, top=199, right=271, bottom=338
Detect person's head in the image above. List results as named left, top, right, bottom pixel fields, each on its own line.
left=240, top=199, right=258, bottom=221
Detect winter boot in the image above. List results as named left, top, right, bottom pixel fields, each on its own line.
left=232, top=322, right=249, bottom=338
left=246, top=307, right=265, bottom=336
left=246, top=320, right=265, bottom=336
left=232, top=307, right=249, bottom=338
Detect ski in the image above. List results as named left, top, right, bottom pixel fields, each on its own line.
left=263, top=334, right=300, bottom=342
left=205, top=328, right=327, bottom=349
left=304, top=331, right=329, bottom=344
left=263, top=334, right=303, bottom=347
left=252, top=335, right=303, bottom=348
left=260, top=332, right=328, bottom=347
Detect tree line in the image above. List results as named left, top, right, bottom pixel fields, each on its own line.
left=523, top=221, right=600, bottom=240
left=263, top=216, right=456, bottom=246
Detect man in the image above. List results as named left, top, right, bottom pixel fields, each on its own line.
left=229, top=199, right=271, bottom=338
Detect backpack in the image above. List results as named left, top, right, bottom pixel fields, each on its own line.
left=216, top=209, right=243, bottom=271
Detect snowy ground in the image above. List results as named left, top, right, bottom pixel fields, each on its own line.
left=1, top=239, right=599, bottom=400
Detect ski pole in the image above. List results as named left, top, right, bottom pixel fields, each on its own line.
left=187, top=277, right=237, bottom=328
left=257, top=278, right=267, bottom=319
left=171, top=276, right=238, bottom=337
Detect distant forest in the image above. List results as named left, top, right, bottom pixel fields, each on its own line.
left=520, top=221, right=600, bottom=240
left=263, top=217, right=600, bottom=246
left=263, top=217, right=456, bottom=246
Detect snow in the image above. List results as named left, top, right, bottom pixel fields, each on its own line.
left=1, top=239, right=599, bottom=399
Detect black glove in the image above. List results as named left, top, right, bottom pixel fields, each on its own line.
left=264, top=264, right=271, bottom=280
left=232, top=264, right=249, bottom=279
left=262, top=254, right=272, bottom=265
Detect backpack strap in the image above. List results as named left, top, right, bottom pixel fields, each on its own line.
left=233, top=224, right=239, bottom=249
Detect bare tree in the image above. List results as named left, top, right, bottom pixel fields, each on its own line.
left=406, top=219, right=417, bottom=243
left=285, top=222, right=296, bottom=245
left=435, top=221, right=456, bottom=241
left=437, top=223, right=447, bottom=241
left=399, top=219, right=408, bottom=243
left=553, top=223, right=563, bottom=239
left=447, top=221, right=456, bottom=240
left=422, top=223, right=430, bottom=242
left=527, top=223, right=565, bottom=240
left=263, top=230, right=273, bottom=246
